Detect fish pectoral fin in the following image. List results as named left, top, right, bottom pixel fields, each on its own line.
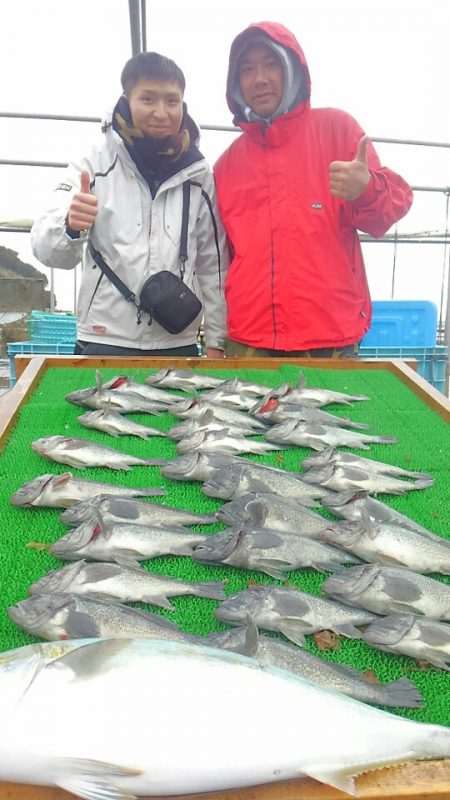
left=57, top=757, right=142, bottom=800
left=305, top=765, right=357, bottom=796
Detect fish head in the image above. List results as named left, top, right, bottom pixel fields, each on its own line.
left=302, top=448, right=337, bottom=469
left=301, top=465, right=334, bottom=485
left=176, top=431, right=207, bottom=454
left=192, top=528, right=243, bottom=564
left=65, top=387, right=98, bottom=407
left=77, top=410, right=105, bottom=428
left=29, top=561, right=89, bottom=595
left=50, top=520, right=101, bottom=557
left=60, top=496, right=101, bottom=525
left=363, top=614, right=416, bottom=647
left=321, top=520, right=370, bottom=548
left=168, top=397, right=198, bottom=417
left=202, top=465, right=239, bottom=499
left=10, top=474, right=55, bottom=506
left=144, top=367, right=171, bottom=385
left=161, top=453, right=201, bottom=479
left=7, top=594, right=74, bottom=638
left=31, top=435, right=66, bottom=456
left=215, top=586, right=265, bottom=625
left=322, top=564, right=381, bottom=599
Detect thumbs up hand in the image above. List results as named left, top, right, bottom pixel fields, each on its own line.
left=329, top=135, right=371, bottom=201
left=67, top=170, right=98, bottom=232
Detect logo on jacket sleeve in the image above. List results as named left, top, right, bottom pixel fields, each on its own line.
left=311, top=201, right=323, bottom=210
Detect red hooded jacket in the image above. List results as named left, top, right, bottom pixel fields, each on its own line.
left=214, top=22, right=413, bottom=351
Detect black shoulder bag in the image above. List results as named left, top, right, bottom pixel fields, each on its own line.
left=88, top=181, right=202, bottom=334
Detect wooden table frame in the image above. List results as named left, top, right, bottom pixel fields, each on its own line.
left=0, top=355, right=449, bottom=800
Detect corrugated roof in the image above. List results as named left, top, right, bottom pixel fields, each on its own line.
left=0, top=312, right=27, bottom=325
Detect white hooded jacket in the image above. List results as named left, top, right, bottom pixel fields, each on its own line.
left=31, top=111, right=229, bottom=351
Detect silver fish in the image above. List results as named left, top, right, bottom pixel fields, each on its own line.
left=363, top=613, right=450, bottom=670
left=39, top=517, right=208, bottom=564
left=60, top=494, right=216, bottom=527
left=201, top=462, right=325, bottom=507
left=216, top=492, right=337, bottom=537
left=265, top=418, right=397, bottom=450
left=320, top=519, right=450, bottom=574
left=206, top=622, right=423, bottom=708
left=161, top=451, right=241, bottom=482
left=2, top=638, right=450, bottom=798
left=31, top=434, right=166, bottom=471
left=251, top=395, right=371, bottom=430
left=145, top=366, right=224, bottom=391
left=168, top=396, right=268, bottom=430
left=323, top=563, right=450, bottom=620
left=7, top=592, right=196, bottom=641
left=167, top=408, right=259, bottom=440
left=220, top=377, right=277, bottom=397
left=192, top=525, right=360, bottom=578
left=199, top=385, right=270, bottom=411
left=10, top=471, right=165, bottom=508
left=302, top=448, right=434, bottom=481
left=77, top=407, right=167, bottom=439
left=28, top=560, right=225, bottom=610
left=215, top=585, right=376, bottom=644
left=176, top=428, right=286, bottom=456
left=322, top=490, right=445, bottom=541
left=301, top=462, right=433, bottom=495
left=101, top=373, right=179, bottom=406
left=279, top=373, right=370, bottom=407
left=65, top=385, right=167, bottom=414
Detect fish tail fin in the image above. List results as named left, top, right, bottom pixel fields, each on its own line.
left=192, top=581, right=227, bottom=600
left=378, top=677, right=424, bottom=708
left=373, top=436, right=398, bottom=444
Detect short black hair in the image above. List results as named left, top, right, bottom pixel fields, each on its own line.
left=121, top=52, right=186, bottom=97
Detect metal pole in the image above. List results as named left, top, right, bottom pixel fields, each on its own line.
left=128, top=0, right=142, bottom=56
left=141, top=0, right=147, bottom=51
left=50, top=268, right=55, bottom=313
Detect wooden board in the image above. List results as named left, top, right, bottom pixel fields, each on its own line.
left=0, top=355, right=449, bottom=800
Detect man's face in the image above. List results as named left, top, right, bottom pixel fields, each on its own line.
left=238, top=43, right=284, bottom=118
left=128, top=76, right=184, bottom=138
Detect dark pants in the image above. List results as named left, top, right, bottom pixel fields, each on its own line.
left=225, top=340, right=359, bottom=359
left=75, top=341, right=199, bottom=357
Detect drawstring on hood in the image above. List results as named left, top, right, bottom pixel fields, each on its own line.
left=226, top=21, right=311, bottom=125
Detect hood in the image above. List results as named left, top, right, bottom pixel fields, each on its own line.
left=226, top=21, right=311, bottom=125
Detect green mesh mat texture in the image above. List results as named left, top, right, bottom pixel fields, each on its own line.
left=0, top=364, right=449, bottom=725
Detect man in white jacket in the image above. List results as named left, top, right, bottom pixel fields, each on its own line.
left=31, top=51, right=228, bottom=357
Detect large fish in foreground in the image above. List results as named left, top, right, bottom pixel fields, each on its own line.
left=1, top=637, right=449, bottom=798
left=60, top=494, right=216, bottom=527
left=10, top=472, right=165, bottom=508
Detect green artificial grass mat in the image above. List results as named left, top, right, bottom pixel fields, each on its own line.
left=0, top=363, right=449, bottom=726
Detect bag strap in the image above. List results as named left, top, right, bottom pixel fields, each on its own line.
left=88, top=240, right=138, bottom=307
left=179, top=180, right=190, bottom=278
left=87, top=179, right=191, bottom=321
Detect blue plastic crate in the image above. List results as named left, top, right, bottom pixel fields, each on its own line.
left=361, top=300, right=437, bottom=348
left=28, top=311, right=77, bottom=344
left=359, top=345, right=448, bottom=394
left=8, top=341, right=75, bottom=386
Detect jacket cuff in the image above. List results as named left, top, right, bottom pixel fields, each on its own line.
left=352, top=172, right=380, bottom=207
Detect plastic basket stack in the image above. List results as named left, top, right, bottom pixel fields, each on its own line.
left=27, top=310, right=77, bottom=344
left=8, top=311, right=76, bottom=386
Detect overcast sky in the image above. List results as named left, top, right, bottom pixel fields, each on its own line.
left=0, top=0, right=449, bottom=318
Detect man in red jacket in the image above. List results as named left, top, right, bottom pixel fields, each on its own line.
left=214, top=21, right=413, bottom=357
